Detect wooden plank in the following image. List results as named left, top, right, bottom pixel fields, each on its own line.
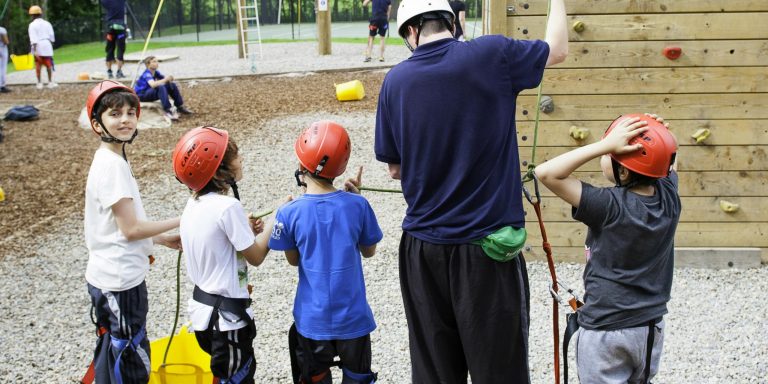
left=515, top=94, right=768, bottom=120
left=508, top=0, right=768, bottom=15
left=523, top=246, right=767, bottom=266
left=674, top=248, right=762, bottom=269
left=508, top=13, right=768, bottom=41
left=524, top=222, right=768, bottom=247
left=553, top=41, right=768, bottom=68
left=489, top=0, right=507, bottom=35
left=517, top=67, right=768, bottom=95
left=523, top=197, right=768, bottom=223
left=516, top=120, right=768, bottom=146
left=532, top=171, right=768, bottom=197
left=519, top=145, right=768, bottom=172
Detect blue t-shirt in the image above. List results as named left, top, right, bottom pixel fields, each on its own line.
left=268, top=190, right=383, bottom=340
left=371, top=0, right=391, bottom=20
left=374, top=36, right=549, bottom=244
left=133, top=69, right=163, bottom=95
left=101, top=0, right=126, bottom=25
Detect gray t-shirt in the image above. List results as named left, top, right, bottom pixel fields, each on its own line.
left=572, top=172, right=681, bottom=330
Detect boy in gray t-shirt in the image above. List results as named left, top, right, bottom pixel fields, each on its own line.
left=535, top=113, right=680, bottom=384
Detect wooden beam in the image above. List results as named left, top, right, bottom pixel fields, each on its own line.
left=508, top=0, right=768, bottom=15
left=518, top=67, right=768, bottom=95
left=519, top=145, right=768, bottom=172
left=515, top=94, right=768, bottom=120
left=549, top=40, right=768, bottom=68
left=523, top=197, right=768, bottom=223
left=508, top=13, right=768, bottom=41
left=522, top=246, right=767, bottom=266
left=316, top=0, right=331, bottom=55
left=516, top=120, right=768, bottom=147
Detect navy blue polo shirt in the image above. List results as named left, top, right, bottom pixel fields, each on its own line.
left=101, top=0, right=126, bottom=25
left=371, top=0, right=391, bottom=19
left=374, top=36, right=549, bottom=244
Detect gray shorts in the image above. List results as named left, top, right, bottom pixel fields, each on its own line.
left=576, top=319, right=665, bottom=384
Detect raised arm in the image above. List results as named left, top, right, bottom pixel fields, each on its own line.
left=544, top=0, right=568, bottom=67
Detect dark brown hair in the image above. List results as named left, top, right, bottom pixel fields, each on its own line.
left=95, top=91, right=140, bottom=120
left=193, top=139, right=240, bottom=199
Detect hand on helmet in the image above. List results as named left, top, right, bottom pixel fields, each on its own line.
left=602, top=116, right=649, bottom=155
left=344, top=166, right=364, bottom=194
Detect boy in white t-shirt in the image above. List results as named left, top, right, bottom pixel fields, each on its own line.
left=172, top=126, right=282, bottom=384
left=84, top=80, right=181, bottom=383
left=27, top=5, right=56, bottom=89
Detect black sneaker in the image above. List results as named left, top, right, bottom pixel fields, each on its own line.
left=107, top=70, right=114, bottom=79
left=0, top=87, right=11, bottom=93
left=177, top=105, right=193, bottom=115
left=116, top=70, right=126, bottom=79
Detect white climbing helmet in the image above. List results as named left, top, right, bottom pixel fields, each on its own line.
left=396, top=0, right=455, bottom=38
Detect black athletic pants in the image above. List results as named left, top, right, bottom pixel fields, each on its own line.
left=399, top=232, right=531, bottom=384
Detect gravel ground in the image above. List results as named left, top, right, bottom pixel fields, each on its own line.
left=1, top=43, right=767, bottom=383
left=5, top=42, right=412, bottom=86
left=1, top=110, right=767, bottom=383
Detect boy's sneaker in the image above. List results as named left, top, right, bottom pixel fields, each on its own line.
left=378, top=57, right=385, bottom=62
left=36, top=83, right=43, bottom=90
left=177, top=105, right=193, bottom=115
left=107, top=70, right=114, bottom=79
left=164, top=111, right=179, bottom=121
left=363, top=56, right=372, bottom=63
left=116, top=70, right=126, bottom=79
left=47, top=82, right=59, bottom=89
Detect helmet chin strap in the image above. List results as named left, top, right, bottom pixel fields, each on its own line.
left=227, top=179, right=241, bottom=200
left=294, top=169, right=308, bottom=188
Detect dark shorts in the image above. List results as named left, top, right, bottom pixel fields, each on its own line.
left=289, top=323, right=374, bottom=384
left=399, top=231, right=531, bottom=384
left=368, top=17, right=388, bottom=37
left=195, top=321, right=256, bottom=383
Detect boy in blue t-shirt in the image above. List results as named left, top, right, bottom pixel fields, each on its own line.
left=535, top=114, right=681, bottom=384
left=269, top=121, right=383, bottom=384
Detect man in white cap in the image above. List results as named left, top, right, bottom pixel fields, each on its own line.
left=374, top=0, right=568, bottom=382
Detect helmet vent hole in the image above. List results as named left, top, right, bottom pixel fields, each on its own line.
left=641, top=150, right=647, bottom=155
left=204, top=147, right=208, bottom=151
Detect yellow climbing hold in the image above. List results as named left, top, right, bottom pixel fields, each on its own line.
left=572, top=21, right=585, bottom=33
left=569, top=126, right=590, bottom=141
left=691, top=128, right=711, bottom=144
left=719, top=200, right=740, bottom=213
left=0, top=186, right=5, bottom=202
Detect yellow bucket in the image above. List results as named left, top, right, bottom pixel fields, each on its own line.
left=11, top=54, right=35, bottom=71
left=335, top=80, right=365, bottom=101
left=149, top=325, right=212, bottom=384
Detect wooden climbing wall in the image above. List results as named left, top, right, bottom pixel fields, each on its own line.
left=486, top=1, right=768, bottom=263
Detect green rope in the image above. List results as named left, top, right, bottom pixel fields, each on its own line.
left=250, top=209, right=274, bottom=219
left=358, top=186, right=402, bottom=194
left=162, top=249, right=182, bottom=366
left=522, top=0, right=552, bottom=184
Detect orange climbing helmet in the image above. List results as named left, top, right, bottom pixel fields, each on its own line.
left=295, top=120, right=351, bottom=179
left=172, top=126, right=229, bottom=191
left=604, top=113, right=677, bottom=179
left=86, top=80, right=141, bottom=129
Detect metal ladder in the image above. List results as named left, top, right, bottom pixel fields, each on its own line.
left=238, top=0, right=263, bottom=61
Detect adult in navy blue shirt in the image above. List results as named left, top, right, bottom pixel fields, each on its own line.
left=374, top=0, right=568, bottom=382
left=362, top=0, right=391, bottom=62
left=101, top=0, right=127, bottom=79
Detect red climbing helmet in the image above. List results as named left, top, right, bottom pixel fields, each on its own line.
left=172, top=126, right=229, bottom=191
left=86, top=80, right=141, bottom=134
left=604, top=114, right=677, bottom=178
left=295, top=120, right=351, bottom=179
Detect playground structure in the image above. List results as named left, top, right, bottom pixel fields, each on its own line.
left=486, top=0, right=768, bottom=265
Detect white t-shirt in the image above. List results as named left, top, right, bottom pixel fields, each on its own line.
left=85, top=148, right=153, bottom=291
left=180, top=193, right=256, bottom=332
left=28, top=18, right=55, bottom=56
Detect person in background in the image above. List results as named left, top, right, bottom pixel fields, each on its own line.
left=449, top=0, right=467, bottom=41
left=362, top=0, right=391, bottom=62
left=27, top=5, right=57, bottom=89
left=101, top=0, right=128, bottom=79
left=0, top=24, right=10, bottom=92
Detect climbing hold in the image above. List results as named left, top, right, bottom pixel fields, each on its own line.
left=569, top=126, right=590, bottom=141
left=719, top=200, right=740, bottom=213
left=662, top=46, right=683, bottom=60
left=0, top=186, right=5, bottom=202
left=539, top=95, right=555, bottom=114
left=691, top=128, right=711, bottom=144
left=572, top=21, right=585, bottom=33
